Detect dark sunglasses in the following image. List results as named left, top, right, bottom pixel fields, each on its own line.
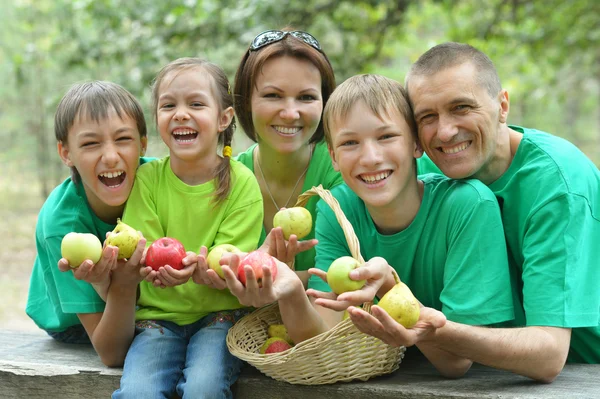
left=250, top=30, right=322, bottom=52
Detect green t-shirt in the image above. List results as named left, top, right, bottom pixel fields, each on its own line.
left=123, top=157, right=263, bottom=326
left=308, top=176, right=514, bottom=326
left=26, top=157, right=153, bottom=333
left=235, top=141, right=343, bottom=271
left=418, top=127, right=600, bottom=363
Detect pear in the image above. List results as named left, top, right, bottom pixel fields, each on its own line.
left=267, top=324, right=293, bottom=345
left=105, top=219, right=140, bottom=259
left=378, top=282, right=420, bottom=328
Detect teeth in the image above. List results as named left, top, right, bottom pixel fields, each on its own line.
left=99, top=171, right=124, bottom=178
left=361, top=171, right=391, bottom=183
left=273, top=126, right=302, bottom=135
left=441, top=142, right=469, bottom=154
left=172, top=129, right=197, bottom=136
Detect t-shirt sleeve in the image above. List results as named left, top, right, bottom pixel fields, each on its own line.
left=440, top=186, right=515, bottom=325
left=122, top=169, right=164, bottom=244
left=308, top=198, right=352, bottom=292
left=521, top=194, right=600, bottom=327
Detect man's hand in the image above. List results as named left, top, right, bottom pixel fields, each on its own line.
left=347, top=305, right=446, bottom=348
left=260, top=227, right=317, bottom=267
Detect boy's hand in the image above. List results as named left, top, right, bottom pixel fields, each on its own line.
left=220, top=254, right=300, bottom=308
left=192, top=246, right=229, bottom=290
left=306, top=257, right=391, bottom=311
left=147, top=251, right=197, bottom=288
left=60, top=245, right=118, bottom=285
left=111, top=234, right=147, bottom=289
left=260, top=227, right=317, bottom=267
left=346, top=304, right=446, bottom=348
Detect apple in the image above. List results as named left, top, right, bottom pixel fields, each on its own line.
left=237, top=250, right=278, bottom=286
left=145, top=237, right=187, bottom=271
left=259, top=337, right=292, bottom=354
left=61, top=232, right=103, bottom=268
left=207, top=244, right=242, bottom=279
left=326, top=256, right=366, bottom=295
left=273, top=207, right=312, bottom=240
left=104, top=219, right=140, bottom=259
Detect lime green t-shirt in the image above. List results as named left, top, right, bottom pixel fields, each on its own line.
left=123, top=157, right=263, bottom=326
left=308, top=176, right=514, bottom=326
left=418, top=127, right=600, bottom=363
left=26, top=157, right=153, bottom=333
left=235, top=141, right=343, bottom=271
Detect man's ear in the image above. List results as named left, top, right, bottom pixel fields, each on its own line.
left=57, top=141, right=74, bottom=167
left=328, top=144, right=340, bottom=171
left=140, top=136, right=148, bottom=157
left=218, top=106, right=235, bottom=132
left=413, top=138, right=424, bottom=159
left=498, top=89, right=509, bottom=124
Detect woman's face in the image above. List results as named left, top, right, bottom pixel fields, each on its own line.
left=251, top=55, right=323, bottom=154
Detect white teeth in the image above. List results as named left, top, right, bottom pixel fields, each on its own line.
left=441, top=142, right=469, bottom=154
left=361, top=171, right=391, bottom=183
left=99, top=171, right=124, bottom=179
left=172, top=129, right=197, bottom=136
left=273, top=126, right=302, bottom=135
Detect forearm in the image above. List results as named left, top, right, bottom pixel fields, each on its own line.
left=417, top=341, right=472, bottom=378
left=90, top=283, right=138, bottom=367
left=425, top=321, right=570, bottom=382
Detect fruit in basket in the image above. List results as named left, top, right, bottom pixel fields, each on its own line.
left=378, top=282, right=420, bottom=328
left=145, top=237, right=187, bottom=271
left=259, top=337, right=292, bottom=354
left=267, top=324, right=293, bottom=345
left=207, top=244, right=242, bottom=278
left=61, top=233, right=103, bottom=268
left=105, top=219, right=140, bottom=259
left=273, top=206, right=312, bottom=240
left=326, top=256, right=366, bottom=295
left=237, top=251, right=278, bottom=286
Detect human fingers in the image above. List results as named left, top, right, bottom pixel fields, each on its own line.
left=127, top=236, right=147, bottom=266
left=307, top=268, right=328, bottom=283
left=58, top=258, right=71, bottom=273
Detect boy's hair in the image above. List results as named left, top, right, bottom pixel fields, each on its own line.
left=405, top=42, right=502, bottom=99
left=151, top=57, right=235, bottom=204
left=55, top=81, right=147, bottom=183
left=323, top=74, right=417, bottom=148
left=233, top=29, right=336, bottom=144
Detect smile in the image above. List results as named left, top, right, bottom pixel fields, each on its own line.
left=172, top=128, right=198, bottom=143
left=98, top=170, right=125, bottom=188
left=359, top=170, right=392, bottom=184
left=273, top=126, right=302, bottom=135
left=439, top=141, right=471, bottom=154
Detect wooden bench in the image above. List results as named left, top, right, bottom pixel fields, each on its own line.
left=1, top=329, right=598, bottom=398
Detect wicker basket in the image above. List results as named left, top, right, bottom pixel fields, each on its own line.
left=226, top=185, right=405, bottom=385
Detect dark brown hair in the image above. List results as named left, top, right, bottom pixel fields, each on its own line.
left=233, top=30, right=336, bottom=144
left=151, top=58, right=235, bottom=204
left=55, top=81, right=147, bottom=183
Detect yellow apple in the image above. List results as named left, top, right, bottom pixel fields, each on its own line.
left=326, top=256, right=366, bottom=295
left=273, top=207, right=312, bottom=240
left=207, top=244, right=242, bottom=279
left=61, top=232, right=103, bottom=268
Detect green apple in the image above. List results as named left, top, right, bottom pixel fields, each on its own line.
left=61, top=232, right=103, bottom=268
left=326, top=256, right=366, bottom=295
left=207, top=244, right=242, bottom=278
left=104, top=219, right=140, bottom=259
left=273, top=206, right=312, bottom=240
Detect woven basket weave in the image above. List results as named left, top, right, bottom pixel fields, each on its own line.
left=226, top=185, right=405, bottom=385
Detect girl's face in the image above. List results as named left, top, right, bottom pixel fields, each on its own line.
left=156, top=67, right=233, bottom=166
left=250, top=56, right=323, bottom=154
left=58, top=107, right=146, bottom=218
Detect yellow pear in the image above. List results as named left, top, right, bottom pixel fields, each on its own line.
left=378, top=282, right=420, bottom=328
left=267, top=324, right=293, bottom=345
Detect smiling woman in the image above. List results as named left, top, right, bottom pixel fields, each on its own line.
left=234, top=29, right=343, bottom=277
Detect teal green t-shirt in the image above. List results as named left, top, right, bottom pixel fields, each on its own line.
left=123, top=157, right=263, bottom=326
left=26, top=157, right=153, bottom=333
left=308, top=176, right=514, bottom=326
left=235, top=141, right=343, bottom=271
left=418, top=127, right=600, bottom=363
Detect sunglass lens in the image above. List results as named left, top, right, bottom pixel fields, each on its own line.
left=252, top=30, right=285, bottom=50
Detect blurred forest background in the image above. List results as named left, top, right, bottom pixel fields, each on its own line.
left=1, top=0, right=598, bottom=331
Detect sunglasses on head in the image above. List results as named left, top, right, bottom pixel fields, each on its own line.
left=250, top=30, right=322, bottom=52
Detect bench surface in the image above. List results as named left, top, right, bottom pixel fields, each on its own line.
left=1, top=329, right=599, bottom=398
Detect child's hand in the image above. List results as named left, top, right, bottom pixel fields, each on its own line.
left=346, top=304, right=446, bottom=348
left=192, top=246, right=229, bottom=290
left=148, top=251, right=197, bottom=288
left=220, top=255, right=301, bottom=308
left=306, top=257, right=392, bottom=311
left=260, top=227, right=318, bottom=267
left=111, top=234, right=147, bottom=289
left=61, top=245, right=118, bottom=285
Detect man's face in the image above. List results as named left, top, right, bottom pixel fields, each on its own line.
left=408, top=62, right=508, bottom=183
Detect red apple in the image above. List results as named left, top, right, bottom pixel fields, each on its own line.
left=145, top=237, right=186, bottom=271
left=237, top=250, right=278, bottom=286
